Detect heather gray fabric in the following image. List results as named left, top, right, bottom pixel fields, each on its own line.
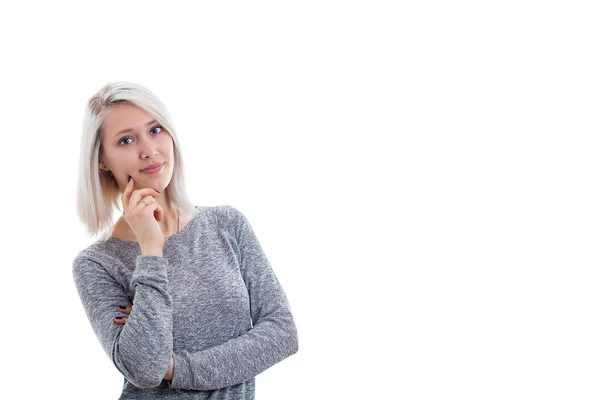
left=72, top=205, right=298, bottom=399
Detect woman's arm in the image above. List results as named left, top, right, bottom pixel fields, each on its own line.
left=73, top=253, right=174, bottom=388
left=168, top=206, right=298, bottom=391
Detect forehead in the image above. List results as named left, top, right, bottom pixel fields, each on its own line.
left=103, top=103, right=154, bottom=134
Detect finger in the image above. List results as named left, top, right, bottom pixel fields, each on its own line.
left=122, top=176, right=135, bottom=208
left=114, top=316, right=128, bottom=324
left=143, top=199, right=160, bottom=221
left=153, top=203, right=164, bottom=222
left=129, top=190, right=160, bottom=212
left=137, top=195, right=158, bottom=214
left=121, top=177, right=136, bottom=214
left=117, top=304, right=132, bottom=314
left=124, top=192, right=160, bottom=220
left=122, top=176, right=160, bottom=210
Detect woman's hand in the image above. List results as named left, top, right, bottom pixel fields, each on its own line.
left=114, top=301, right=132, bottom=324
left=114, top=302, right=174, bottom=381
left=121, top=176, right=165, bottom=252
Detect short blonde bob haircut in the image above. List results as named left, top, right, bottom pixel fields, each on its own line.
left=76, top=81, right=196, bottom=242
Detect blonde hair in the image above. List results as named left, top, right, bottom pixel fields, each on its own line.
left=75, top=81, right=196, bottom=242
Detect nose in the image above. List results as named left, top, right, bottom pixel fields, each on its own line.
left=138, top=136, right=159, bottom=158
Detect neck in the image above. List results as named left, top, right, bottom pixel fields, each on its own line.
left=159, top=207, right=180, bottom=235
left=150, top=189, right=179, bottom=234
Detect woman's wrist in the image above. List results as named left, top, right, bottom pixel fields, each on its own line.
left=141, top=247, right=163, bottom=257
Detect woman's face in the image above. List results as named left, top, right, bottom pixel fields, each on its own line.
left=100, top=102, right=174, bottom=192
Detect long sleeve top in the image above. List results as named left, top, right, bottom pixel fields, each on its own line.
left=72, top=205, right=298, bottom=399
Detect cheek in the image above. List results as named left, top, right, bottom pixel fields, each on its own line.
left=164, top=137, right=175, bottom=153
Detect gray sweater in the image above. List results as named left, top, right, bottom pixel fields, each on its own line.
left=72, top=205, right=298, bottom=399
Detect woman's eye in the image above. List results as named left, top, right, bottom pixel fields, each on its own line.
left=118, top=125, right=163, bottom=146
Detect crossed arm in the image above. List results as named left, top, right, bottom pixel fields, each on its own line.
left=114, top=303, right=174, bottom=381
left=73, top=206, right=298, bottom=390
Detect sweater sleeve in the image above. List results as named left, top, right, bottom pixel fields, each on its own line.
left=72, top=254, right=174, bottom=388
left=169, top=206, right=299, bottom=391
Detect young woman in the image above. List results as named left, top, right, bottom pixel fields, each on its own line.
left=72, top=81, right=298, bottom=399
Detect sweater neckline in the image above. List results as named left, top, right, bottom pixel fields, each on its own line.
left=107, top=206, right=200, bottom=245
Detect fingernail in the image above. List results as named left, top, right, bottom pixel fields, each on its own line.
left=115, top=316, right=123, bottom=320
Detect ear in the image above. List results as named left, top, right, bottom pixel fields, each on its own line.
left=98, top=155, right=107, bottom=170
left=99, top=159, right=112, bottom=174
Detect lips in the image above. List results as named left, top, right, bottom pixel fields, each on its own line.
left=141, top=162, right=163, bottom=172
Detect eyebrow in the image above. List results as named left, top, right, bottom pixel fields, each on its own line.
left=113, top=120, right=158, bottom=137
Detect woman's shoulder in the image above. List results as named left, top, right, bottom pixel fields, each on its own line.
left=195, top=205, right=248, bottom=234
left=74, top=239, right=117, bottom=262
left=71, top=243, right=116, bottom=280
left=196, top=204, right=243, bottom=220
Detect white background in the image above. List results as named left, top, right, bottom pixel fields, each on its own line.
left=0, top=1, right=598, bottom=399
